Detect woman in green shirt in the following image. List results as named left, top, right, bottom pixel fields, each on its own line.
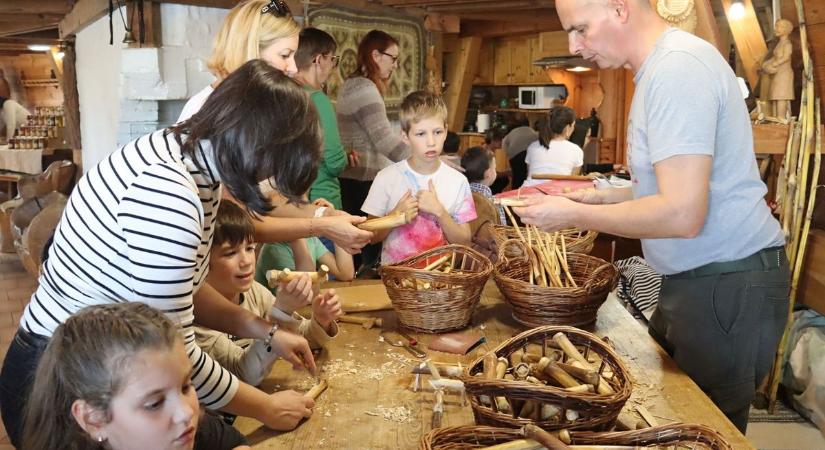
left=293, top=28, right=347, bottom=210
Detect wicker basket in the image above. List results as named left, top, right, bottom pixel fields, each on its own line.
left=492, top=225, right=598, bottom=255
left=379, top=245, right=493, bottom=333
left=421, top=424, right=733, bottom=450
left=460, top=326, right=632, bottom=432
left=494, top=239, right=618, bottom=327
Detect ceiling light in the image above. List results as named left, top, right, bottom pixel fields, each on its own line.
left=566, top=66, right=592, bottom=72
left=27, top=44, right=52, bottom=52
left=728, top=0, right=745, bottom=20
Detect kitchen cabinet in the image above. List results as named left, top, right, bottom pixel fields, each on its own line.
left=493, top=36, right=551, bottom=86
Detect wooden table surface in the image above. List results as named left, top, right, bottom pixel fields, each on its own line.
left=235, top=280, right=753, bottom=449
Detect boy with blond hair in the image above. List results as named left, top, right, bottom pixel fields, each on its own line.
left=361, top=91, right=476, bottom=264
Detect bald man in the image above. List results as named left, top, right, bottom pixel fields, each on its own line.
left=516, top=0, right=787, bottom=432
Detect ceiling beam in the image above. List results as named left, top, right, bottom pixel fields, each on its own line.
left=0, top=0, right=74, bottom=15
left=59, top=0, right=110, bottom=39
left=453, top=10, right=558, bottom=23
left=0, top=22, right=61, bottom=38
left=427, top=0, right=554, bottom=12
left=461, top=16, right=562, bottom=37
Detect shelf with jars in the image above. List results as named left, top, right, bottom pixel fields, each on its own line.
left=7, top=106, right=67, bottom=153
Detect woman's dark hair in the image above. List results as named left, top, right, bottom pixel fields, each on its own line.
left=351, top=29, right=399, bottom=96
left=295, top=27, right=337, bottom=71
left=213, top=200, right=256, bottom=248
left=539, top=105, right=576, bottom=148
left=171, top=59, right=322, bottom=215
left=461, top=146, right=493, bottom=183
left=23, top=303, right=179, bottom=450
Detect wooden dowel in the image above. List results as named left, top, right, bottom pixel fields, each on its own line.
left=337, top=315, right=383, bottom=329
left=266, top=264, right=329, bottom=286
left=556, top=362, right=600, bottom=386
left=422, top=255, right=450, bottom=271
left=357, top=211, right=413, bottom=231
left=522, top=424, right=572, bottom=449
left=553, top=333, right=614, bottom=395
left=305, top=379, right=327, bottom=400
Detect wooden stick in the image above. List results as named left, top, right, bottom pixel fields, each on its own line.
left=494, top=357, right=512, bottom=413
left=522, top=424, right=572, bottom=449
left=425, top=359, right=442, bottom=380
left=553, top=332, right=614, bottom=395
left=423, top=255, right=451, bottom=271
left=564, top=384, right=594, bottom=393
left=266, top=264, right=329, bottom=286
left=304, top=379, right=328, bottom=400
left=431, top=388, right=444, bottom=429
left=479, top=439, right=545, bottom=450
left=357, top=211, right=414, bottom=231
left=493, top=197, right=530, bottom=207
left=636, top=405, right=658, bottom=427
left=411, top=361, right=463, bottom=377
left=538, top=359, right=580, bottom=388
left=556, top=362, right=600, bottom=386
left=337, top=315, right=383, bottom=329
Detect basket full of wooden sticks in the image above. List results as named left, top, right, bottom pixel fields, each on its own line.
left=379, top=244, right=493, bottom=333
left=494, top=232, right=617, bottom=327
left=460, top=326, right=632, bottom=432
left=420, top=423, right=733, bottom=450
left=491, top=199, right=598, bottom=255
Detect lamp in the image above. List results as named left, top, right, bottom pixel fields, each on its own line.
left=728, top=0, right=745, bottom=20
left=27, top=45, right=51, bottom=52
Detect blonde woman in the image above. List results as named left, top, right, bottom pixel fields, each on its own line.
left=178, top=0, right=301, bottom=122
left=177, top=0, right=373, bottom=257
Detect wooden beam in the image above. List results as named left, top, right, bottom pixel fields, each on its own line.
left=461, top=17, right=562, bottom=38
left=444, top=35, right=481, bottom=132
left=720, top=0, right=767, bottom=87
left=126, top=0, right=162, bottom=47
left=59, top=0, right=110, bottom=39
left=428, top=0, right=554, bottom=12
left=62, top=42, right=83, bottom=151
left=424, top=14, right=460, bottom=33
left=0, top=1, right=74, bottom=15
left=454, top=11, right=559, bottom=23
left=0, top=22, right=60, bottom=38
left=692, top=0, right=724, bottom=53
left=0, top=14, right=65, bottom=23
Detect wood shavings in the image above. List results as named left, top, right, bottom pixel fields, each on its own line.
left=320, top=353, right=410, bottom=381
left=364, top=405, right=412, bottom=423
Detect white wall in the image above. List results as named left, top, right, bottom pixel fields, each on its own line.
left=75, top=4, right=227, bottom=172
left=75, top=8, right=126, bottom=172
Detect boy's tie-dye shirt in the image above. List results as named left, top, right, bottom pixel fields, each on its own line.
left=362, top=159, right=477, bottom=265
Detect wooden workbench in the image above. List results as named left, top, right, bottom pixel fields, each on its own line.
left=234, top=280, right=753, bottom=449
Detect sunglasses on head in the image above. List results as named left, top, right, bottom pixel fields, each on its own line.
left=261, top=0, right=291, bottom=16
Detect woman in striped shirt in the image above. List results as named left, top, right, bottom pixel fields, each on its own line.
left=0, top=60, right=321, bottom=447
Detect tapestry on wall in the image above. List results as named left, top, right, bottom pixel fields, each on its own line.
left=307, top=5, right=425, bottom=118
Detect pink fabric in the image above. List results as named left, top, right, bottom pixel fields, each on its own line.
left=494, top=180, right=594, bottom=198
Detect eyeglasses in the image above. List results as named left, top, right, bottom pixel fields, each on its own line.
left=261, top=0, right=291, bottom=16
left=380, top=51, right=399, bottom=64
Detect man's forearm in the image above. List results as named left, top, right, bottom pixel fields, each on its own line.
left=571, top=194, right=704, bottom=239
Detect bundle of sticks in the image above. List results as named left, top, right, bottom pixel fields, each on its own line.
left=400, top=253, right=458, bottom=290
left=473, top=332, right=615, bottom=422
left=499, top=205, right=577, bottom=288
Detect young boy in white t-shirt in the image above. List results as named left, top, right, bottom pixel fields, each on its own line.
left=361, top=91, right=477, bottom=265
left=195, top=201, right=341, bottom=386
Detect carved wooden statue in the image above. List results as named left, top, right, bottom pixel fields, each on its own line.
left=761, top=19, right=795, bottom=121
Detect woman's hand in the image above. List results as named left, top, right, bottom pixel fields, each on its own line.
left=260, top=390, right=315, bottom=430
left=347, top=150, right=361, bottom=167
left=416, top=180, right=446, bottom=218
left=317, top=214, right=373, bottom=254
left=274, top=273, right=314, bottom=314
left=268, top=328, right=317, bottom=375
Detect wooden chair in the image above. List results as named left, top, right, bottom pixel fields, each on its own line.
left=11, top=192, right=67, bottom=276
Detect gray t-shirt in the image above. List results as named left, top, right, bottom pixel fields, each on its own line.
left=503, top=126, right=539, bottom=159
left=627, top=28, right=783, bottom=275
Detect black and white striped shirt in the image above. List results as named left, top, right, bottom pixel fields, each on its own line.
left=21, top=129, right=238, bottom=409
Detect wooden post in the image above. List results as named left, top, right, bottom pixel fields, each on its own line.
left=720, top=0, right=768, bottom=88
left=444, top=36, right=481, bottom=132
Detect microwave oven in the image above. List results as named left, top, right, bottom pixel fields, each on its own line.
left=518, top=85, right=568, bottom=109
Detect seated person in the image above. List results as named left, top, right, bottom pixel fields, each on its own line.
left=524, top=105, right=583, bottom=187
left=461, top=146, right=505, bottom=226
left=439, top=130, right=463, bottom=172
left=484, top=128, right=509, bottom=194
left=23, top=302, right=250, bottom=450
left=502, top=121, right=539, bottom=190
left=198, top=201, right=340, bottom=386
left=0, top=96, right=29, bottom=143
left=362, top=90, right=476, bottom=265
left=256, top=197, right=355, bottom=293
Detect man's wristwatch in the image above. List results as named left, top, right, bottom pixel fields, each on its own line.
left=264, top=322, right=279, bottom=353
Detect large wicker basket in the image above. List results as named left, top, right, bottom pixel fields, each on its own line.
left=379, top=245, right=493, bottom=333
left=420, top=424, right=733, bottom=450
left=494, top=239, right=618, bottom=327
left=492, top=225, right=598, bottom=255
left=460, top=326, right=632, bottom=432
